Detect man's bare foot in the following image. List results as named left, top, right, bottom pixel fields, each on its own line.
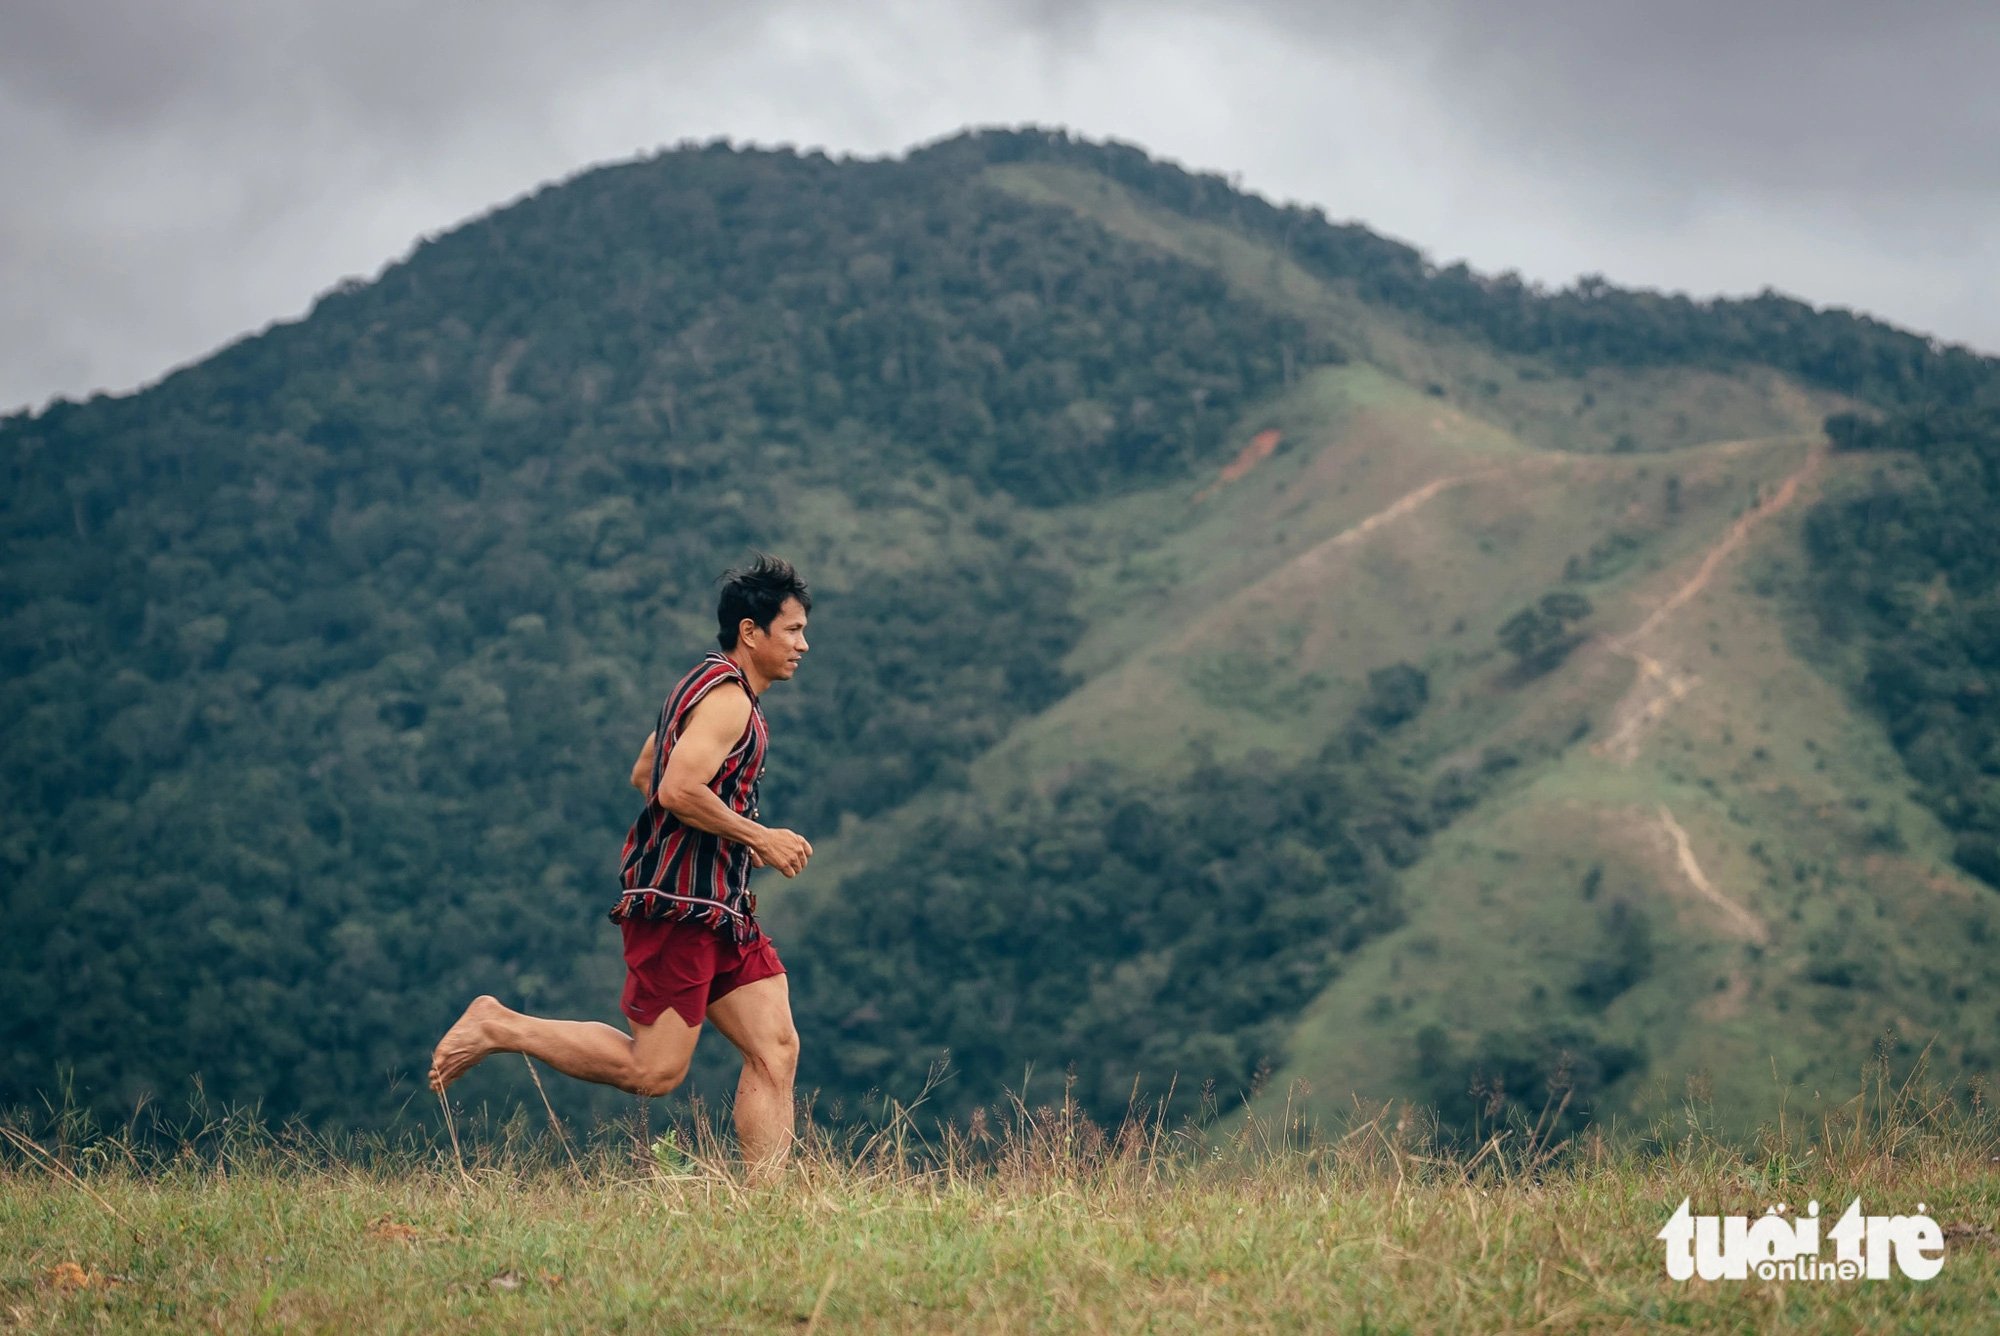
left=428, top=995, right=508, bottom=1094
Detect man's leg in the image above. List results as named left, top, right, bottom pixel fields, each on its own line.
left=705, top=974, right=800, bottom=1175
left=428, top=995, right=701, bottom=1098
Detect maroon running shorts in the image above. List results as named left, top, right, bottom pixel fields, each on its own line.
left=619, top=916, right=785, bottom=1029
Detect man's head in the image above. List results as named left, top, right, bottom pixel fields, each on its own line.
left=716, top=554, right=811, bottom=685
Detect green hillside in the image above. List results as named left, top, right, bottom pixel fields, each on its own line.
left=4, top=127, right=1997, bottom=1139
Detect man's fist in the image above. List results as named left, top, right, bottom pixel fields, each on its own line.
left=753, top=828, right=814, bottom=877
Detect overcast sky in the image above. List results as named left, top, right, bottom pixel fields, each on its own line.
left=4, top=0, right=1995, bottom=415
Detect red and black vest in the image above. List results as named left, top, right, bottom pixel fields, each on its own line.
left=611, top=652, right=769, bottom=943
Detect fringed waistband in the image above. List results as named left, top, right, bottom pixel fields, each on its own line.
left=608, top=886, right=760, bottom=945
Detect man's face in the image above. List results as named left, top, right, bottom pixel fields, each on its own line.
left=742, top=597, right=810, bottom=683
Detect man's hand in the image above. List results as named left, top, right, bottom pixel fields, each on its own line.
left=752, top=828, right=813, bottom=878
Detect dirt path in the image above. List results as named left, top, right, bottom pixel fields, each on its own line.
left=1167, top=467, right=1495, bottom=654
left=1625, top=442, right=1825, bottom=645
left=1592, top=440, right=1826, bottom=763
left=1291, top=469, right=1496, bottom=575
left=1594, top=660, right=1702, bottom=762
left=1656, top=804, right=1768, bottom=943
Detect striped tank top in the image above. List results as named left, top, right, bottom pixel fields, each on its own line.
left=610, top=652, right=769, bottom=943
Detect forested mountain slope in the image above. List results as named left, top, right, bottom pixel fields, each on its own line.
left=5, top=128, right=1996, bottom=1136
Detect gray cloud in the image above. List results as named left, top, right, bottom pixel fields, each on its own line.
left=2, top=0, right=1994, bottom=414
left=1400, top=0, right=1997, bottom=201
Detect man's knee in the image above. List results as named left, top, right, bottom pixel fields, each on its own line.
left=630, top=1060, right=689, bottom=1099
left=749, top=1027, right=800, bottom=1083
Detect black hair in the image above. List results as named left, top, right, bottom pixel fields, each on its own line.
left=716, top=554, right=812, bottom=650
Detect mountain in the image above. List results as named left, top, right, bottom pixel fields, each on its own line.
left=5, top=127, right=1997, bottom=1138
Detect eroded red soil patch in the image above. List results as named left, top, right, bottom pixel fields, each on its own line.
left=1195, top=429, right=1282, bottom=501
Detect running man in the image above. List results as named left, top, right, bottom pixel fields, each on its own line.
left=428, top=555, right=815, bottom=1174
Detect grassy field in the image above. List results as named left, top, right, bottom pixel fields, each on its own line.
left=4, top=1062, right=1996, bottom=1333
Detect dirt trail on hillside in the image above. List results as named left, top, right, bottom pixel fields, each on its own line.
left=1593, top=441, right=1826, bottom=763
left=1626, top=443, right=1824, bottom=644
left=1167, top=467, right=1499, bottom=654
left=1656, top=804, right=1768, bottom=943
left=1335, top=473, right=1470, bottom=547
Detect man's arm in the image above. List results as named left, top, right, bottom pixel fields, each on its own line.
left=629, top=731, right=657, bottom=793
left=656, top=683, right=813, bottom=877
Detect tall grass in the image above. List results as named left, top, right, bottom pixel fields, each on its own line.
left=3, top=1054, right=1995, bottom=1331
